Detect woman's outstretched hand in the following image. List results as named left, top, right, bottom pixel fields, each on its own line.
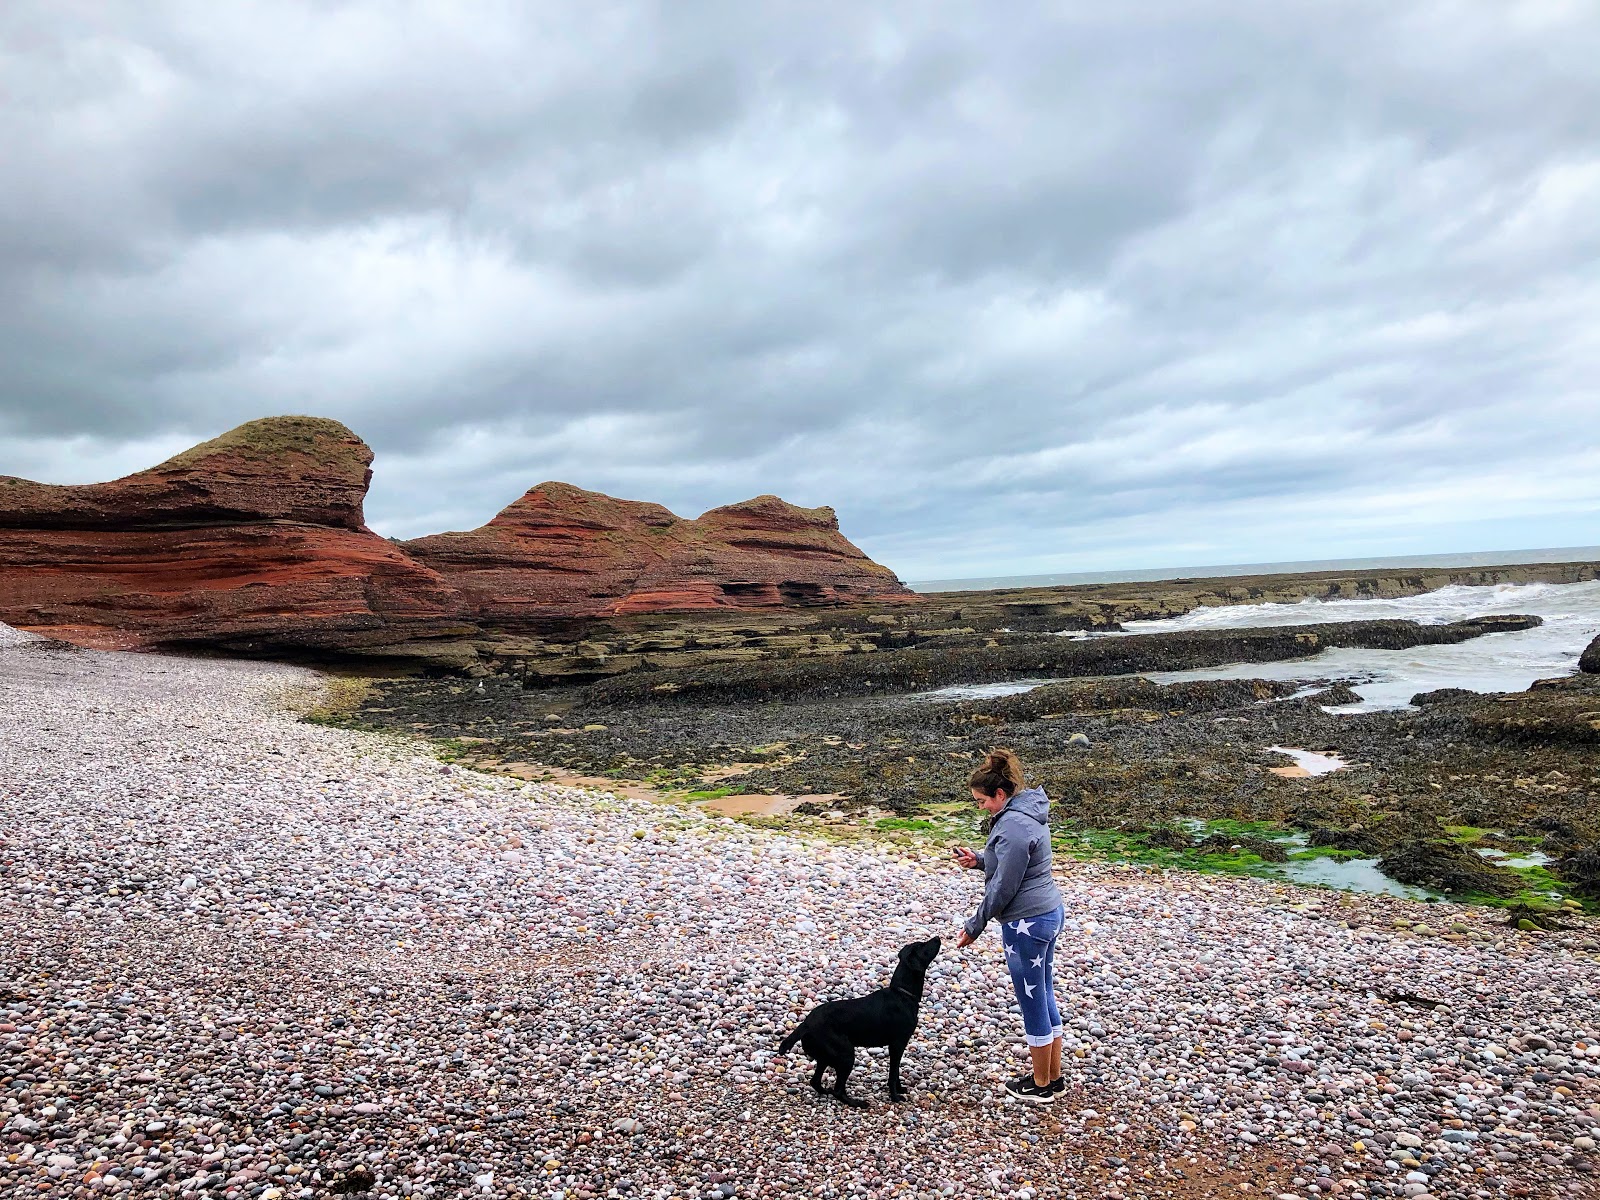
left=955, top=929, right=975, bottom=949
left=951, top=846, right=980, bottom=869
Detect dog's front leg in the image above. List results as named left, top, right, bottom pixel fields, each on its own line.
left=887, top=1041, right=909, bottom=1102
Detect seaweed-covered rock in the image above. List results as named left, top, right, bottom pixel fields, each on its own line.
left=1305, top=683, right=1362, bottom=706
left=1138, top=825, right=1197, bottom=850
left=976, top=676, right=1301, bottom=722
left=1554, top=844, right=1600, bottom=898
left=1411, top=687, right=1478, bottom=706
left=576, top=617, right=1545, bottom=706
left=1194, top=833, right=1289, bottom=862
left=1378, top=839, right=1522, bottom=896
left=1304, top=826, right=1387, bottom=855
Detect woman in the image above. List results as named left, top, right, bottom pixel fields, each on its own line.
left=953, top=748, right=1064, bottom=1104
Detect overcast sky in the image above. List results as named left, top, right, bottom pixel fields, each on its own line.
left=3, top=2, right=1598, bottom=581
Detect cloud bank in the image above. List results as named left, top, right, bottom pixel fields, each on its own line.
left=3, top=0, right=1598, bottom=580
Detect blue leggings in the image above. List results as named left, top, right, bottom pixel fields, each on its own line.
left=1000, top=905, right=1064, bottom=1047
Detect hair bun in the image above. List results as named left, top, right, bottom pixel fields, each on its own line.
left=969, top=747, right=1025, bottom=796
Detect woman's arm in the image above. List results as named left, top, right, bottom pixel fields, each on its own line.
left=961, top=828, right=1026, bottom=941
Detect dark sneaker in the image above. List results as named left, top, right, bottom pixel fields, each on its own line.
left=1046, top=1076, right=1064, bottom=1097
left=1004, top=1074, right=1055, bottom=1104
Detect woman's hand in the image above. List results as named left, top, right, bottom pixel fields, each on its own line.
left=955, top=929, right=975, bottom=949
left=951, top=846, right=980, bottom=869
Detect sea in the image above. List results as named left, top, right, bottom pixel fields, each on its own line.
left=907, top=545, right=1600, bottom=594
left=912, top=547, right=1600, bottom=712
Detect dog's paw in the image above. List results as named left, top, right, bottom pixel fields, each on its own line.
left=888, top=1091, right=909, bottom=1103
left=839, top=1095, right=870, bottom=1110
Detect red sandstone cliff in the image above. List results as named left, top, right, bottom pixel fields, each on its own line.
left=0, top=417, right=477, bottom=662
left=401, top=482, right=913, bottom=625
left=1, top=418, right=912, bottom=660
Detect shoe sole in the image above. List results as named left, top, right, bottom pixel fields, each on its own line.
left=1003, top=1088, right=1056, bottom=1104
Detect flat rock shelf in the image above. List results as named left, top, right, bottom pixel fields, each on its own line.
left=3, top=626, right=1600, bottom=1199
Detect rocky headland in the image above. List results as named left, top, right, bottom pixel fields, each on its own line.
left=401, top=483, right=910, bottom=627
left=0, top=418, right=477, bottom=667
left=5, top=413, right=1596, bottom=685
left=0, top=416, right=911, bottom=670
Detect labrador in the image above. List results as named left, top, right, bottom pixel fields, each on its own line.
left=777, top=936, right=941, bottom=1108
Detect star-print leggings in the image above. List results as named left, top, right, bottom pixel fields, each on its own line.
left=1000, top=904, right=1065, bottom=1047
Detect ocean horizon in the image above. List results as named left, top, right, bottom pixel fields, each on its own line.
left=908, top=544, right=1600, bottom=593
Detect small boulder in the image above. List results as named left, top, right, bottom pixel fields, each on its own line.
left=1581, top=634, right=1600, bottom=674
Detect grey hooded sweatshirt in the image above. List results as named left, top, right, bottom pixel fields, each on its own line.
left=963, top=785, right=1062, bottom=940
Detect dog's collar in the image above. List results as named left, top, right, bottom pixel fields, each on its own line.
left=892, top=984, right=918, bottom=999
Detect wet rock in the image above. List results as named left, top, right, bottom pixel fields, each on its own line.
left=1410, top=688, right=1478, bottom=707
left=1581, top=634, right=1600, bottom=674
left=329, top=1165, right=376, bottom=1193
left=1194, top=833, right=1289, bottom=862
left=1139, top=825, right=1196, bottom=850
left=1303, top=826, right=1387, bottom=855
left=1555, top=845, right=1600, bottom=898
left=1378, top=839, right=1521, bottom=896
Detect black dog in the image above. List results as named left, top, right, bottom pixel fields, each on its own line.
left=777, top=936, right=941, bottom=1108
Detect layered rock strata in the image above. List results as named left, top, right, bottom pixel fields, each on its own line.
left=401, top=482, right=912, bottom=626
left=0, top=417, right=477, bottom=664
left=0, top=418, right=911, bottom=666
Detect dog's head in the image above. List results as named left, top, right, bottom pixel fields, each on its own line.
left=897, top=936, right=942, bottom=976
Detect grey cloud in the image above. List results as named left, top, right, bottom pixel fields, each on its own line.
left=2, top=0, right=1598, bottom=580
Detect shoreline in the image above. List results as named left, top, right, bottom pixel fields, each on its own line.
left=334, top=592, right=1600, bottom=913
left=5, top=631, right=1600, bottom=1196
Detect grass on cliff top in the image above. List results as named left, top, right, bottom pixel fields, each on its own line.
left=156, top=415, right=367, bottom=471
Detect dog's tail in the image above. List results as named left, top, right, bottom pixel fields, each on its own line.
left=777, top=1015, right=810, bottom=1055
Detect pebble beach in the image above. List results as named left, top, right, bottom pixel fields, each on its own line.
left=4, top=626, right=1600, bottom=1200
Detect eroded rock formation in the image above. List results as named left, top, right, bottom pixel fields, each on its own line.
left=0, top=417, right=910, bottom=664
left=401, top=482, right=912, bottom=626
left=0, top=417, right=477, bottom=664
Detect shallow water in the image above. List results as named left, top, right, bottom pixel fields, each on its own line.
left=1266, top=745, right=1348, bottom=776
left=1277, top=855, right=1438, bottom=899
left=918, top=580, right=1600, bottom=708
left=1476, top=847, right=1552, bottom=869
left=1126, top=580, right=1600, bottom=711
left=1174, top=819, right=1435, bottom=897
left=917, top=677, right=1054, bottom=701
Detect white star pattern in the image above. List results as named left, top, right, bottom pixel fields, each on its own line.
left=1011, top=918, right=1035, bottom=936
left=1031, top=954, right=1044, bottom=968
left=1023, top=979, right=1036, bottom=998
left=1005, top=944, right=1018, bottom=957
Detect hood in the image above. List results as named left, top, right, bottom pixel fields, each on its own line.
left=999, top=785, right=1050, bottom=827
